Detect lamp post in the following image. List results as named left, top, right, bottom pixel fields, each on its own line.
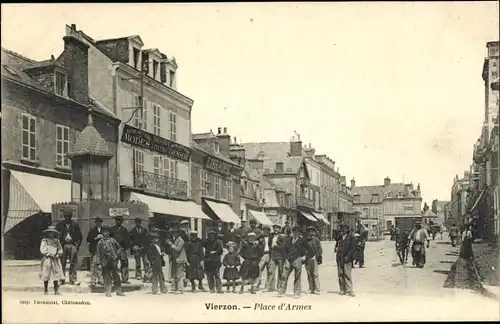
left=491, top=77, right=499, bottom=240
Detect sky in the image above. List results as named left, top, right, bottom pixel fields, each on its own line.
left=1, top=2, right=499, bottom=205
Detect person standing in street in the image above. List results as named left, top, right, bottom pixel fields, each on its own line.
left=146, top=232, right=167, bottom=295
left=56, top=210, right=83, bottom=286
left=222, top=241, right=241, bottom=293
left=248, top=219, right=263, bottom=239
left=305, top=226, right=323, bottom=295
left=110, top=215, right=131, bottom=284
left=179, top=220, right=191, bottom=288
left=408, top=222, right=431, bottom=267
left=39, top=226, right=64, bottom=295
left=185, top=230, right=206, bottom=292
left=95, top=226, right=125, bottom=297
left=239, top=232, right=263, bottom=294
left=129, top=218, right=150, bottom=281
left=449, top=224, right=459, bottom=247
left=335, top=224, right=356, bottom=297
left=86, top=217, right=104, bottom=287
left=203, top=229, right=224, bottom=294
left=460, top=223, right=474, bottom=261
left=282, top=220, right=292, bottom=237
left=278, top=226, right=312, bottom=298
left=268, top=224, right=287, bottom=292
left=255, top=225, right=272, bottom=291
left=225, top=221, right=239, bottom=246
left=166, top=225, right=187, bottom=294
left=355, top=220, right=368, bottom=268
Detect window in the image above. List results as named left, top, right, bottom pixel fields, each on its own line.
left=154, top=156, right=162, bottom=175
left=214, top=142, right=219, bottom=154
left=134, top=149, right=144, bottom=172
left=169, top=71, right=175, bottom=87
left=169, top=159, right=178, bottom=180
left=142, top=52, right=149, bottom=73
left=56, top=125, right=70, bottom=167
left=153, top=60, right=159, bottom=79
left=226, top=178, right=233, bottom=202
left=55, top=71, right=67, bottom=97
left=133, top=95, right=148, bottom=130
left=201, top=170, right=208, bottom=196
left=133, top=47, right=140, bottom=69
left=21, top=114, right=36, bottom=161
left=397, top=191, right=403, bottom=198
left=492, top=71, right=498, bottom=79
left=153, top=104, right=161, bottom=136
left=215, top=175, right=221, bottom=199
left=386, top=192, right=393, bottom=198
left=169, top=111, right=177, bottom=142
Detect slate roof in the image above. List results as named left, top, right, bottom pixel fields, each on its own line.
left=190, top=140, right=240, bottom=167
left=1, top=48, right=117, bottom=120
left=422, top=210, right=438, bottom=218
left=262, top=176, right=285, bottom=192
left=69, top=111, right=112, bottom=159
left=192, top=132, right=217, bottom=140
left=352, top=183, right=416, bottom=204
left=241, top=142, right=304, bottom=174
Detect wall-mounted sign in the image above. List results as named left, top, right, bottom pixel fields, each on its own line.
left=109, top=207, right=130, bottom=217
left=121, top=124, right=191, bottom=162
left=204, top=155, right=233, bottom=175
left=403, top=205, right=414, bottom=211
left=57, top=204, right=79, bottom=221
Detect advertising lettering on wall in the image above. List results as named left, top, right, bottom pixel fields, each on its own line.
left=121, top=124, right=191, bottom=162
left=204, top=155, right=233, bottom=176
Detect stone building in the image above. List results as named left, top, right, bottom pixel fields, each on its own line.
left=314, top=154, right=338, bottom=239
left=1, top=43, right=120, bottom=259
left=448, top=172, right=471, bottom=229
left=190, top=128, right=243, bottom=235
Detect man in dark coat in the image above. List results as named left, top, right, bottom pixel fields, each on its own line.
left=146, top=232, right=167, bottom=294
left=305, top=226, right=323, bottom=294
left=86, top=217, right=104, bottom=286
left=111, top=216, right=131, bottom=284
left=335, top=224, right=356, bottom=296
left=268, top=224, right=287, bottom=292
left=56, top=210, right=83, bottom=285
left=248, top=219, right=263, bottom=239
left=203, top=229, right=224, bottom=293
left=129, top=218, right=150, bottom=280
left=278, top=226, right=312, bottom=298
left=355, top=220, right=368, bottom=268
left=95, top=226, right=125, bottom=297
left=224, top=221, right=240, bottom=246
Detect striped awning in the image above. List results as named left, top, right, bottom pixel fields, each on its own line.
left=311, top=212, right=331, bottom=225
left=205, top=200, right=241, bottom=224
left=248, top=210, right=274, bottom=226
left=130, top=192, right=210, bottom=220
left=4, top=170, right=71, bottom=233
left=297, top=210, right=317, bottom=222
left=470, top=190, right=486, bottom=212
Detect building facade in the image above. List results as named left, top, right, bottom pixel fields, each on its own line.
left=448, top=172, right=470, bottom=229
left=315, top=154, right=339, bottom=239
left=1, top=42, right=120, bottom=259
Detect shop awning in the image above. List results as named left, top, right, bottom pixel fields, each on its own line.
left=311, top=212, right=330, bottom=225
left=4, top=170, right=71, bottom=233
left=205, top=200, right=241, bottom=224
left=248, top=210, right=274, bottom=226
left=298, top=210, right=318, bottom=222
left=130, top=192, right=210, bottom=220
left=470, top=190, right=485, bottom=212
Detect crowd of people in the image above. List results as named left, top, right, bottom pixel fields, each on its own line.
left=38, top=210, right=375, bottom=298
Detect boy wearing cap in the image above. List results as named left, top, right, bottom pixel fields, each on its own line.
left=305, top=226, right=323, bottom=294
left=146, top=232, right=167, bottom=294
left=95, top=226, right=125, bottom=297
left=203, top=229, right=224, bottom=293
left=130, top=218, right=150, bottom=280
left=278, top=226, right=312, bottom=298
left=56, top=210, right=83, bottom=285
left=111, top=216, right=131, bottom=284
left=86, top=217, right=104, bottom=286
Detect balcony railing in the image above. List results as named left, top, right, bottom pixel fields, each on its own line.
left=296, top=196, right=315, bottom=209
left=134, top=170, right=188, bottom=200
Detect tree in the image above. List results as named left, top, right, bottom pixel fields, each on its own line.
left=422, top=202, right=429, bottom=213
left=431, top=199, right=438, bottom=214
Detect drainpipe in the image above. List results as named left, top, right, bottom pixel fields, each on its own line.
left=111, top=64, right=121, bottom=201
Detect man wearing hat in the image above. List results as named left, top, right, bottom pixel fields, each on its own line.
left=248, top=219, right=263, bottom=239
left=268, top=224, right=287, bottom=292
left=185, top=230, right=206, bottom=292
left=283, top=220, right=292, bottom=237
left=225, top=221, right=240, bottom=247
left=111, top=215, right=131, bottom=284
left=130, top=217, right=150, bottom=280
left=305, top=226, right=323, bottom=294
left=278, top=226, right=312, bottom=298
left=255, top=225, right=272, bottom=291
left=95, top=226, right=125, bottom=297
left=166, top=224, right=187, bottom=294
left=179, top=220, right=191, bottom=288
left=334, top=224, right=356, bottom=297
left=203, top=229, right=224, bottom=293
left=56, top=210, right=83, bottom=285
left=86, top=217, right=104, bottom=286
left=146, top=232, right=167, bottom=294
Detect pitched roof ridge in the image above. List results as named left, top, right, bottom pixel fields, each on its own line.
left=1, top=47, right=36, bottom=63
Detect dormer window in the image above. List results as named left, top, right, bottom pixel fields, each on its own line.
left=397, top=191, right=403, bottom=199
left=169, top=71, right=175, bottom=87
left=214, top=142, right=220, bottom=154
left=386, top=192, right=393, bottom=198
left=141, top=52, right=149, bottom=74
left=153, top=60, right=159, bottom=79
left=55, top=71, right=67, bottom=97
left=133, top=47, right=141, bottom=69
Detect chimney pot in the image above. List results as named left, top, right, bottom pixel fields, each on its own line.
left=223, top=127, right=227, bottom=134
left=71, top=24, right=76, bottom=31
left=233, top=137, right=237, bottom=144
left=51, top=55, right=55, bottom=60
left=218, top=127, right=222, bottom=134
left=297, top=134, right=301, bottom=141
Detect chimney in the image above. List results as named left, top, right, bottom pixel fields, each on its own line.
left=384, top=177, right=391, bottom=187
left=233, top=137, right=237, bottom=144
left=290, top=135, right=303, bottom=157
left=62, top=34, right=90, bottom=105
left=216, top=126, right=230, bottom=157
left=257, top=151, right=264, bottom=160
left=71, top=24, right=76, bottom=31
left=351, top=178, right=356, bottom=188
left=275, top=162, right=284, bottom=173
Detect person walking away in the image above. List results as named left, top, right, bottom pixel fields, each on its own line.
left=56, top=210, right=83, bottom=286
left=203, top=229, right=224, bottom=293
left=408, top=222, right=430, bottom=267
left=396, top=230, right=411, bottom=264
left=449, top=224, right=459, bottom=247
left=146, top=232, right=167, bottom=295
left=86, top=217, right=104, bottom=287
left=130, top=218, right=150, bottom=281
left=185, top=230, right=206, bottom=292
left=40, top=226, right=64, bottom=295
left=267, top=224, right=287, bottom=292
left=166, top=225, right=187, bottom=294
left=110, top=215, right=131, bottom=284
left=305, top=226, right=322, bottom=295
left=239, top=232, right=262, bottom=294
left=255, top=225, right=272, bottom=291
left=95, top=226, right=125, bottom=297
left=335, top=224, right=356, bottom=297
left=355, top=220, right=368, bottom=268
left=278, top=226, right=312, bottom=298
left=460, top=224, right=474, bottom=260
left=222, top=241, right=241, bottom=293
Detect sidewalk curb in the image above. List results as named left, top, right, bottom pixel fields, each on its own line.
left=472, top=259, right=499, bottom=301
left=2, top=283, right=144, bottom=294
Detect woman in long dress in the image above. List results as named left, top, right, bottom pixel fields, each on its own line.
left=39, top=226, right=64, bottom=295
left=460, top=224, right=474, bottom=260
